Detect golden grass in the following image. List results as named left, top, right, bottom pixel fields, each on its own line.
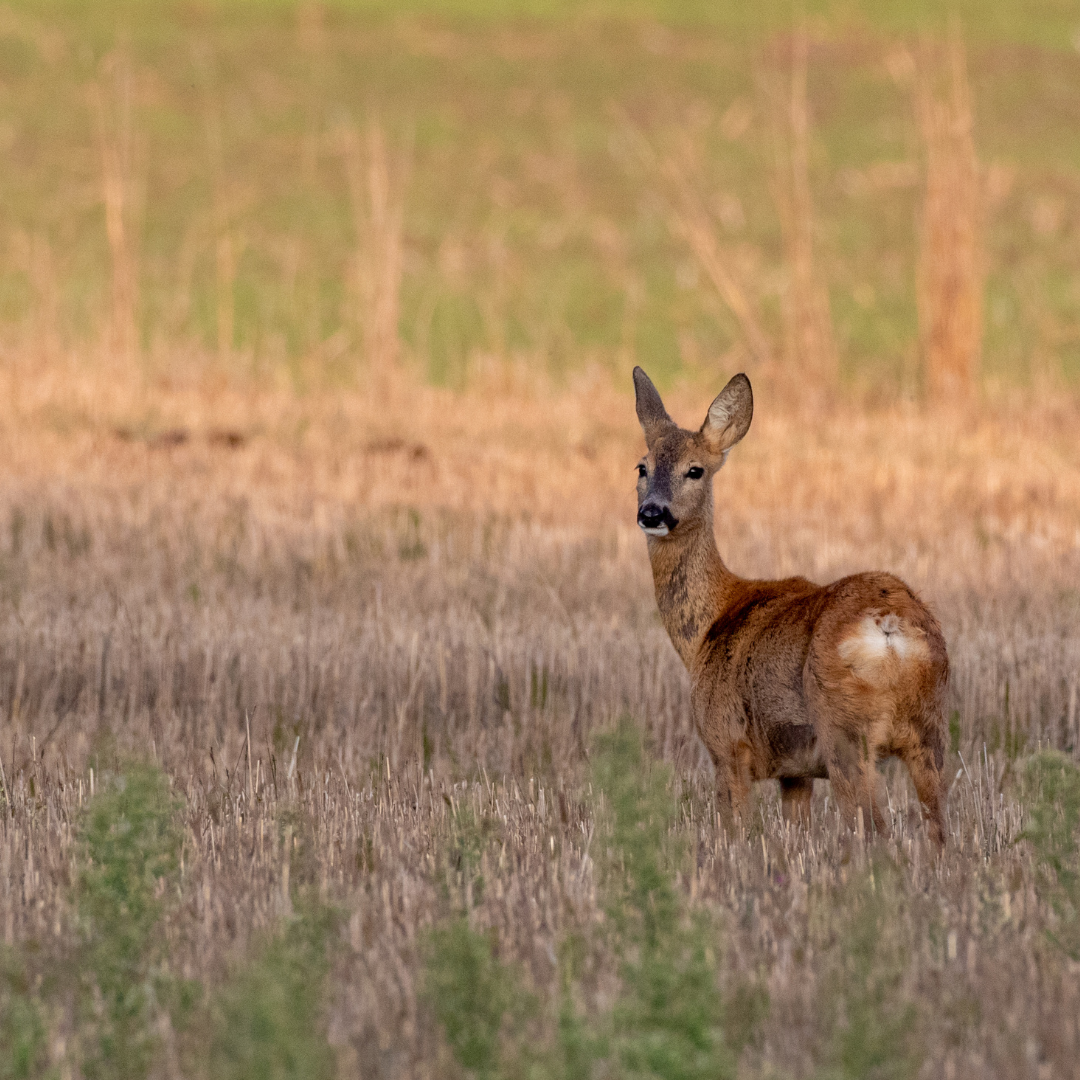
left=2, top=355, right=1080, bottom=1075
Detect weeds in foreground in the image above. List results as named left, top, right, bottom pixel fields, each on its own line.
left=812, top=860, right=920, bottom=1080
left=424, top=717, right=764, bottom=1079
left=588, top=718, right=746, bottom=1080
left=1021, top=751, right=1080, bottom=959
left=199, top=898, right=338, bottom=1080
left=0, top=759, right=339, bottom=1079
left=0, top=741, right=1072, bottom=1079
left=74, top=762, right=183, bottom=1080
left=0, top=947, right=49, bottom=1080
left=425, top=919, right=532, bottom=1080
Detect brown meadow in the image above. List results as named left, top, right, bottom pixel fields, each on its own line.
left=0, top=2, right=1078, bottom=1074
left=1, top=353, right=1080, bottom=1076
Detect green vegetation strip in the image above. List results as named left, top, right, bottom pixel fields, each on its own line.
left=0, top=1, right=1077, bottom=388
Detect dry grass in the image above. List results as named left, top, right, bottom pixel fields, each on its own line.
left=1, top=356, right=1080, bottom=1076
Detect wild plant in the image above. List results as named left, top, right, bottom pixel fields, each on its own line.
left=424, top=918, right=532, bottom=1080
left=424, top=716, right=764, bottom=1079
left=586, top=717, right=745, bottom=1080
left=200, top=897, right=338, bottom=1080
left=1021, top=751, right=1080, bottom=959
left=0, top=946, right=49, bottom=1080
left=811, top=859, right=920, bottom=1080
left=73, top=761, right=182, bottom=1080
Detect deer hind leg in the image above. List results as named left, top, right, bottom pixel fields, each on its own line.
left=898, top=724, right=948, bottom=850
left=779, top=777, right=813, bottom=826
left=805, top=669, right=890, bottom=838
left=821, top=728, right=891, bottom=840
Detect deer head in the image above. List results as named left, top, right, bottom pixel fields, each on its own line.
left=633, top=367, right=753, bottom=538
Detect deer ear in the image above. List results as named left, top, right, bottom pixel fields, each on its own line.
left=701, top=373, right=753, bottom=457
left=633, top=366, right=674, bottom=449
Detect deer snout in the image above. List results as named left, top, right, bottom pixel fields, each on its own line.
left=638, top=502, right=678, bottom=537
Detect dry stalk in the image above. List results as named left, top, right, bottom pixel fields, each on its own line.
left=629, top=119, right=774, bottom=373
left=89, top=48, right=140, bottom=366
left=204, top=91, right=241, bottom=366
left=915, top=26, right=983, bottom=400
left=340, top=120, right=407, bottom=377
left=15, top=231, right=60, bottom=359
left=770, top=18, right=837, bottom=390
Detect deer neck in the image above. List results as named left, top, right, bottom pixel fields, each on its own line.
left=647, top=499, right=735, bottom=670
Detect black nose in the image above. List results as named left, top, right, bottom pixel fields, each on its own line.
left=638, top=503, right=664, bottom=527
left=639, top=503, right=679, bottom=531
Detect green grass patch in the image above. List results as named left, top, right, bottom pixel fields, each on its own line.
left=0, top=947, right=49, bottom=1080
left=74, top=762, right=184, bottom=1080
left=197, top=901, right=338, bottom=1080
left=1021, top=751, right=1080, bottom=960
left=811, top=859, right=921, bottom=1080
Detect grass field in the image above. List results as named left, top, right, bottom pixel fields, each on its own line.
left=1, top=2, right=1080, bottom=1078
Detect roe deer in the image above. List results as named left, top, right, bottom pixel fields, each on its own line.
left=633, top=367, right=949, bottom=847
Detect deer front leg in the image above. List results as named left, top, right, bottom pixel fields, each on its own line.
left=713, top=739, right=754, bottom=831
left=695, top=699, right=755, bottom=830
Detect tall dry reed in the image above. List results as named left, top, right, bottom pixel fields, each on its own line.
left=340, top=120, right=407, bottom=376
left=89, top=48, right=140, bottom=366
left=915, top=26, right=983, bottom=399
left=771, top=18, right=837, bottom=390
left=623, top=118, right=774, bottom=374
left=203, top=85, right=242, bottom=368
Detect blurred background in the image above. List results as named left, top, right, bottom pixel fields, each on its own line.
left=0, top=0, right=1076, bottom=396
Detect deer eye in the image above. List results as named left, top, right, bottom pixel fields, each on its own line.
left=687, top=466, right=705, bottom=480
left=636, top=463, right=647, bottom=478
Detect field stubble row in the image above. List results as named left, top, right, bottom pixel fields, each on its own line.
left=0, top=363, right=1079, bottom=1074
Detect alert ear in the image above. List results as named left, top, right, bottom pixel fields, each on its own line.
left=633, top=366, right=674, bottom=450
left=700, top=373, right=753, bottom=458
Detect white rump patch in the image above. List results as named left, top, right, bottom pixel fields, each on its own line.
left=838, top=613, right=929, bottom=682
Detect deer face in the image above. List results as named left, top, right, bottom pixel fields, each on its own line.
left=633, top=367, right=753, bottom=539
left=635, top=426, right=712, bottom=536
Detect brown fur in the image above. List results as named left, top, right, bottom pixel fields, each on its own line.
left=633, top=368, right=949, bottom=847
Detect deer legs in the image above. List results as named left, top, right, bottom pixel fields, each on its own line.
left=811, top=695, right=949, bottom=850
left=819, top=728, right=891, bottom=839
left=710, top=739, right=815, bottom=830
left=701, top=708, right=947, bottom=850
left=897, top=724, right=948, bottom=849
left=779, top=777, right=813, bottom=824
